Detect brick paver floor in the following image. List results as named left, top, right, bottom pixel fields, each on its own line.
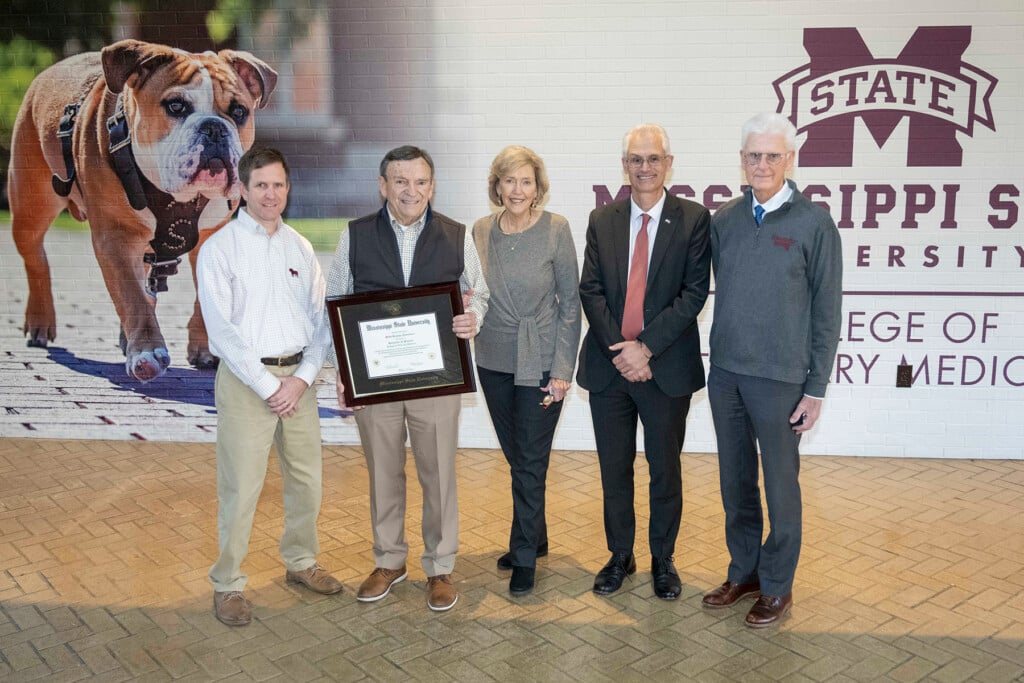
left=1, top=437, right=1023, bottom=681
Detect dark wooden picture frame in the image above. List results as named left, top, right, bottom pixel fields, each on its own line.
left=326, top=281, right=475, bottom=406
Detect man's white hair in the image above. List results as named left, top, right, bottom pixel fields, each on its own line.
left=622, top=123, right=672, bottom=158
left=741, top=112, right=797, bottom=151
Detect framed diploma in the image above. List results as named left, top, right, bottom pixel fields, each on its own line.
left=326, top=281, right=476, bottom=406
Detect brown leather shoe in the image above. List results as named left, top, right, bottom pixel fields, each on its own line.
left=426, top=574, right=458, bottom=611
left=285, top=563, right=344, bottom=595
left=701, top=580, right=761, bottom=609
left=356, top=566, right=407, bottom=602
left=213, top=591, right=252, bottom=626
left=745, top=593, right=793, bottom=628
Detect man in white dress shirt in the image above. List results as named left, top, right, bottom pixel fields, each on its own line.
left=198, top=147, right=342, bottom=627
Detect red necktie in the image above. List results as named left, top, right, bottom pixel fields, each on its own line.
left=621, top=213, right=650, bottom=341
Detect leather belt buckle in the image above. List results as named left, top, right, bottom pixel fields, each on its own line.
left=261, top=351, right=302, bottom=367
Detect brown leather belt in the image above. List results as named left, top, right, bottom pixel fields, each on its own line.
left=260, top=351, right=303, bottom=367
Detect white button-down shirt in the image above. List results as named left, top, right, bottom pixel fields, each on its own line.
left=197, top=208, right=330, bottom=400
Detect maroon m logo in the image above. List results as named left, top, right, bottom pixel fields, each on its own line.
left=774, top=27, right=997, bottom=167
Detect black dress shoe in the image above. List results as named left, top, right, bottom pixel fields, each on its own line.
left=651, top=557, right=682, bottom=600
left=509, top=566, right=535, bottom=596
left=497, top=541, right=549, bottom=571
left=592, top=552, right=636, bottom=595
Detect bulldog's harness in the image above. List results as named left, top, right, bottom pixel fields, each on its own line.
left=51, top=103, right=80, bottom=198
left=52, top=94, right=220, bottom=296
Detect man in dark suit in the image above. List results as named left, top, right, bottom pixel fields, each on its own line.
left=577, top=123, right=711, bottom=599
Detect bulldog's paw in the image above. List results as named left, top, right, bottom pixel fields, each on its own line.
left=23, top=312, right=56, bottom=348
left=187, top=346, right=219, bottom=369
left=126, top=348, right=171, bottom=382
left=25, top=332, right=50, bottom=348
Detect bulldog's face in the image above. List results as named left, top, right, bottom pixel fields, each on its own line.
left=102, top=41, right=278, bottom=202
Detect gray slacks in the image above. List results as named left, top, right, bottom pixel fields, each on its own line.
left=708, top=365, right=803, bottom=597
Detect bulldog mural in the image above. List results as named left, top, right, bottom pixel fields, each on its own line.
left=9, top=39, right=278, bottom=381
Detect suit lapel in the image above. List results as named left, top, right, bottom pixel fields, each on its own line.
left=647, top=193, right=681, bottom=291
left=612, top=202, right=631, bottom=302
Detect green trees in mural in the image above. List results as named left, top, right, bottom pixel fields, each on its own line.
left=0, top=0, right=323, bottom=206
left=207, top=0, right=324, bottom=46
left=2, top=0, right=148, bottom=203
left=0, top=38, right=55, bottom=149
left=4, top=0, right=123, bottom=54
left=0, top=0, right=324, bottom=142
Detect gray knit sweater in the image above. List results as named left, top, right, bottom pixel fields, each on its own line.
left=709, top=181, right=842, bottom=397
left=472, top=211, right=581, bottom=385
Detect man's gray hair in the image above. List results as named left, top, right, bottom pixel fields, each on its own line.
left=740, top=113, right=798, bottom=152
left=622, top=123, right=672, bottom=158
left=379, top=145, right=435, bottom=179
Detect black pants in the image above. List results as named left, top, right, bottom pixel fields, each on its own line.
left=477, top=366, right=564, bottom=568
left=588, top=373, right=691, bottom=559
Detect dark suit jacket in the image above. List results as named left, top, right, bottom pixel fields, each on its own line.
left=577, top=191, right=711, bottom=397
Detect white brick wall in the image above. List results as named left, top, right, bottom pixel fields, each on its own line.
left=324, top=1, right=1024, bottom=458
left=4, top=0, right=1021, bottom=459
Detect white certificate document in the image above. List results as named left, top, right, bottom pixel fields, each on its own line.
left=359, top=313, right=445, bottom=379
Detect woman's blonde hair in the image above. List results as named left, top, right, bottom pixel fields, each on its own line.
left=487, top=145, right=550, bottom=208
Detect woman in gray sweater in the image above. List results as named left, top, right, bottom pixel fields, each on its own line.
left=472, top=146, right=581, bottom=596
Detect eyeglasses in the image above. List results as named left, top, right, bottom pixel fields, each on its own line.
left=625, top=154, right=668, bottom=169
left=742, top=151, right=790, bottom=166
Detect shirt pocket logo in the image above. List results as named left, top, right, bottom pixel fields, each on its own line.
left=771, top=235, right=797, bottom=251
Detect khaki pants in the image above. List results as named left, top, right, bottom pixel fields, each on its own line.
left=208, top=363, right=322, bottom=592
left=355, top=394, right=460, bottom=577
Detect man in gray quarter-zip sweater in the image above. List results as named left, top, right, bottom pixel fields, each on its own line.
left=702, top=113, right=842, bottom=628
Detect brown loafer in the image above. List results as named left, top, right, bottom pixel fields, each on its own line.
left=356, top=566, right=407, bottom=602
left=745, top=593, right=793, bottom=628
left=213, top=591, right=252, bottom=626
left=426, top=574, right=458, bottom=612
left=701, top=580, right=761, bottom=609
left=285, top=563, right=344, bottom=595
